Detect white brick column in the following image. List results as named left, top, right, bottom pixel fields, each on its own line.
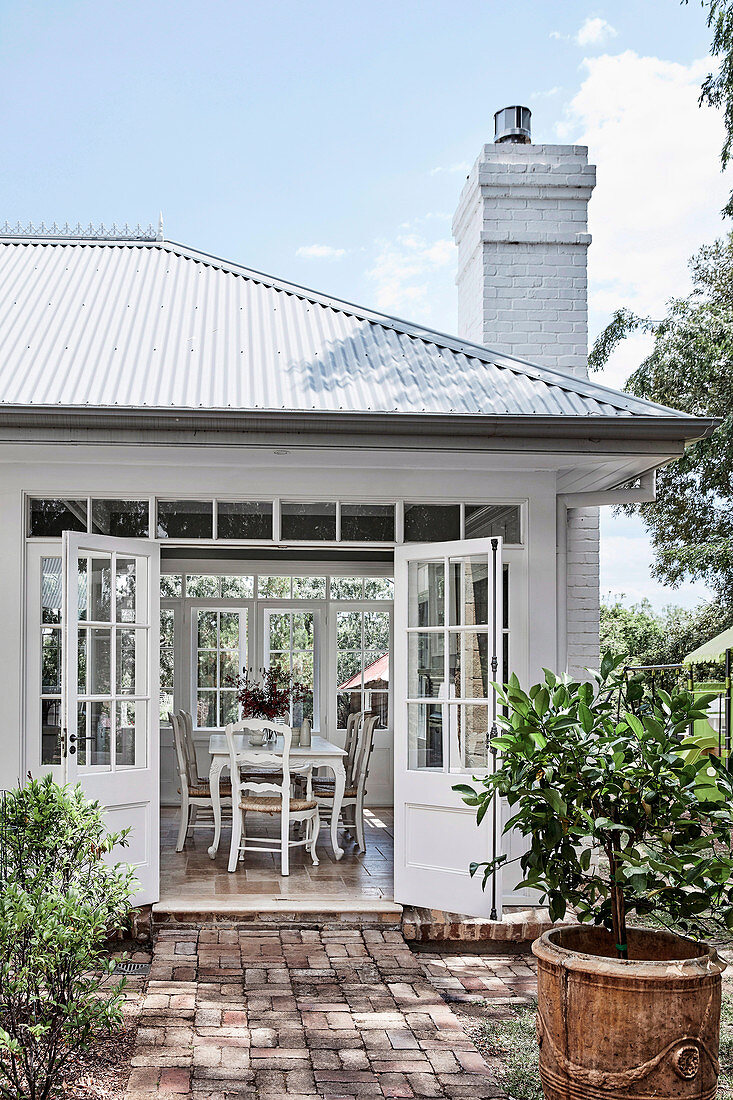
left=565, top=507, right=600, bottom=676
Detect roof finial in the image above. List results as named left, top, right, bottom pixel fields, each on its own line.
left=157, top=212, right=164, bottom=242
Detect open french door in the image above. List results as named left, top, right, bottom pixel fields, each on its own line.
left=394, top=537, right=503, bottom=918
left=62, top=533, right=160, bottom=905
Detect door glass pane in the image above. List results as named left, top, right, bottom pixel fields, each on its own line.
left=41, top=557, right=63, bottom=624
left=29, top=498, right=87, bottom=537
left=465, top=504, right=520, bottom=543
left=117, top=628, right=139, bottom=694
left=197, top=691, right=217, bottom=728
left=157, top=500, right=213, bottom=538
left=281, top=501, right=336, bottom=541
left=408, top=561, right=444, bottom=627
left=197, top=610, right=217, bottom=648
left=451, top=703, right=490, bottom=770
left=198, top=651, right=217, bottom=687
left=451, top=630, right=491, bottom=700
left=368, top=690, right=389, bottom=728
left=116, top=558, right=137, bottom=623
left=87, top=628, right=112, bottom=694
left=88, top=701, right=112, bottom=768
left=217, top=500, right=273, bottom=540
left=268, top=611, right=290, bottom=649
left=408, top=633, right=444, bottom=698
left=88, top=556, right=112, bottom=621
left=41, top=628, right=61, bottom=692
left=219, top=690, right=238, bottom=726
left=408, top=702, right=444, bottom=770
left=116, top=700, right=142, bottom=767
left=450, top=557, right=489, bottom=626
left=364, top=611, right=390, bottom=651
left=340, top=504, right=395, bottom=542
left=160, top=609, right=175, bottom=724
left=404, top=503, right=460, bottom=542
left=41, top=700, right=61, bottom=765
left=91, top=499, right=149, bottom=537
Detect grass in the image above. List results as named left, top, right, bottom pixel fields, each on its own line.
left=477, top=989, right=733, bottom=1100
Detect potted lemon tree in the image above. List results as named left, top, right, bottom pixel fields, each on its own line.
left=456, top=654, right=733, bottom=1099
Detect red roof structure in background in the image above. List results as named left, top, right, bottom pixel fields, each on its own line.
left=338, top=652, right=389, bottom=692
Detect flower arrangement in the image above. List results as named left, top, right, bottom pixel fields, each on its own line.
left=231, top=665, right=308, bottom=721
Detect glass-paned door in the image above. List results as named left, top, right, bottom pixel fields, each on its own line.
left=62, top=532, right=160, bottom=904
left=262, top=607, right=319, bottom=727
left=394, top=537, right=503, bottom=917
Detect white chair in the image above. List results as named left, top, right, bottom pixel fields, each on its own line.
left=225, top=718, right=320, bottom=875
left=313, top=710, right=361, bottom=794
left=170, top=711, right=231, bottom=851
left=315, top=713, right=378, bottom=852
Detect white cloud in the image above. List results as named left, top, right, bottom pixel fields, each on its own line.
left=575, top=17, right=617, bottom=47
left=366, top=235, right=455, bottom=319
left=295, top=244, right=347, bottom=260
left=550, top=17, right=617, bottom=47
left=555, top=51, right=730, bottom=386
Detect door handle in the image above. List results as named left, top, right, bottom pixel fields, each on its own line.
left=68, top=732, right=77, bottom=756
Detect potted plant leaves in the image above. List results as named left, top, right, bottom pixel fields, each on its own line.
left=455, top=654, right=733, bottom=1098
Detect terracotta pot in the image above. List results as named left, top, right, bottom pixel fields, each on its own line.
left=532, top=925, right=726, bottom=1100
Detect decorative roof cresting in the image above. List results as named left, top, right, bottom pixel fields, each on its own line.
left=0, top=219, right=163, bottom=242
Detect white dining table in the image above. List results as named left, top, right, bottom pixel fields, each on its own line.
left=206, top=732, right=347, bottom=860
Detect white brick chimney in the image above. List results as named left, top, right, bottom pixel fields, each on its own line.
left=452, top=107, right=599, bottom=675
left=452, top=108, right=596, bottom=378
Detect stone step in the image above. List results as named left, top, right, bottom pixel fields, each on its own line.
left=152, top=895, right=404, bottom=928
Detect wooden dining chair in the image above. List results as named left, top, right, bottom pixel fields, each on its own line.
left=225, top=718, right=320, bottom=875
left=314, top=713, right=378, bottom=852
left=314, top=710, right=361, bottom=793
left=170, top=710, right=231, bottom=851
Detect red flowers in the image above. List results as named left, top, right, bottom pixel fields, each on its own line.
left=230, top=666, right=308, bottom=720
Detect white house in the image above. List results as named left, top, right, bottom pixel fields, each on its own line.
left=0, top=108, right=714, bottom=918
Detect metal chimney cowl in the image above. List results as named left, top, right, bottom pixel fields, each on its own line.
left=494, top=105, right=531, bottom=144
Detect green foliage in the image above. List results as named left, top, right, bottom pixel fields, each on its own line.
left=590, top=234, right=733, bottom=605
left=455, top=656, right=733, bottom=954
left=0, top=775, right=136, bottom=1100
left=600, top=596, right=733, bottom=684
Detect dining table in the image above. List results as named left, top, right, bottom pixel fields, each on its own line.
left=206, top=731, right=347, bottom=860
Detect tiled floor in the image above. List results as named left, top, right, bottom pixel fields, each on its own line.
left=159, top=806, right=395, bottom=908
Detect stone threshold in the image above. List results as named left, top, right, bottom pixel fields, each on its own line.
left=152, top=895, right=404, bottom=928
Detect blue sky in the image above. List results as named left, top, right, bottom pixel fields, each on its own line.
left=0, top=0, right=727, bottom=610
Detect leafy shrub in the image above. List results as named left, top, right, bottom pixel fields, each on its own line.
left=455, top=654, right=733, bottom=957
left=0, top=775, right=136, bottom=1099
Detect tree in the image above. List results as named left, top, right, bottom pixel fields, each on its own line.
left=600, top=596, right=733, bottom=674
left=455, top=658, right=733, bottom=958
left=590, top=234, right=733, bottom=605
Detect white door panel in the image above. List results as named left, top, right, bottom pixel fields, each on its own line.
left=394, top=537, right=504, bottom=918
left=62, top=532, right=160, bottom=905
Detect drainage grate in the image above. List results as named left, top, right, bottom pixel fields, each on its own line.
left=113, top=960, right=151, bottom=976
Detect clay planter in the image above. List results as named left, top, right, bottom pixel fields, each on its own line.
left=532, top=925, right=726, bottom=1100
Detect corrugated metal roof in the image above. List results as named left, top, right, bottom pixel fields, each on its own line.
left=0, top=236, right=688, bottom=420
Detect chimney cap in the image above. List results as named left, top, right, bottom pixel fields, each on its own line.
left=494, top=105, right=531, bottom=144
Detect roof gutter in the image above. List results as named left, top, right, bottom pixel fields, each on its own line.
left=556, top=470, right=657, bottom=674
left=0, top=407, right=718, bottom=448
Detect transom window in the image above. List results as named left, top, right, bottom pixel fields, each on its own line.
left=28, top=498, right=522, bottom=545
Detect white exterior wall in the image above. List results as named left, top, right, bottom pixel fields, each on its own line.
left=0, top=442, right=553, bottom=803
left=453, top=137, right=600, bottom=676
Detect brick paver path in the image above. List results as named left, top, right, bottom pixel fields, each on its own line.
left=125, top=927, right=506, bottom=1099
